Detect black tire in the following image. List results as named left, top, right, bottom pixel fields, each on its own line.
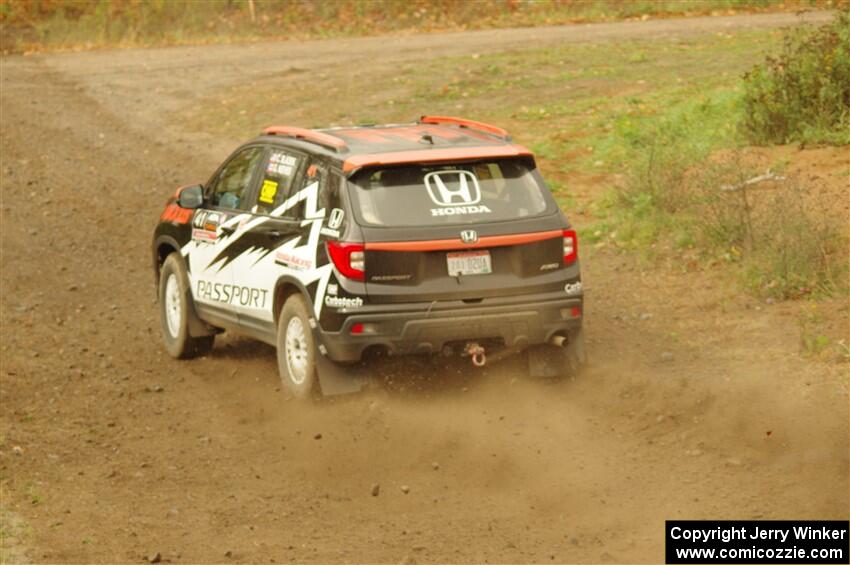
left=158, top=253, right=214, bottom=359
left=276, top=294, right=318, bottom=400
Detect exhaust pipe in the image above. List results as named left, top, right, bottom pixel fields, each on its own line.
left=550, top=335, right=568, bottom=347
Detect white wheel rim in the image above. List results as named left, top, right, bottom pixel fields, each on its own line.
left=285, top=316, right=309, bottom=385
left=164, top=273, right=182, bottom=337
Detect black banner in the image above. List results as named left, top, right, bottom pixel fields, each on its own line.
left=666, top=520, right=849, bottom=564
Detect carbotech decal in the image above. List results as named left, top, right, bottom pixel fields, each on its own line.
left=324, top=295, right=363, bottom=309
left=564, top=281, right=583, bottom=295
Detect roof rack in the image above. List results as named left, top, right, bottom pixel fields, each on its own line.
left=419, top=115, right=511, bottom=141
left=262, top=126, right=348, bottom=151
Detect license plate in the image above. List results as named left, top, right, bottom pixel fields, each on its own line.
left=447, top=250, right=492, bottom=276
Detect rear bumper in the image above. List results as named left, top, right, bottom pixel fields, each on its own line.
left=319, top=290, right=583, bottom=362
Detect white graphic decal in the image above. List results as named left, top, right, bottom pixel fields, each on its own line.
left=185, top=180, right=338, bottom=322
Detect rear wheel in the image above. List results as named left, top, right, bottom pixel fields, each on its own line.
left=158, top=253, right=214, bottom=358
left=276, top=294, right=318, bottom=400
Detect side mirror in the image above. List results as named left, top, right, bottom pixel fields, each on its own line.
left=177, top=184, right=204, bottom=209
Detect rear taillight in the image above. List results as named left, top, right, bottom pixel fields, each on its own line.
left=326, top=241, right=365, bottom=281
left=563, top=229, right=578, bottom=265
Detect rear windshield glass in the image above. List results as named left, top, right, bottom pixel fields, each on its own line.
left=348, top=160, right=552, bottom=227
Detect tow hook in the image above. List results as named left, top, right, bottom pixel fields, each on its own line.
left=464, top=342, right=487, bottom=367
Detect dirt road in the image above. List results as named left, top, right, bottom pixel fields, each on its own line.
left=1, top=11, right=847, bottom=563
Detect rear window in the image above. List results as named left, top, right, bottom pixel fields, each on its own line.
left=348, top=160, right=552, bottom=227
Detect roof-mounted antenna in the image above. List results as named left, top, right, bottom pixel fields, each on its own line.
left=420, top=133, right=435, bottom=145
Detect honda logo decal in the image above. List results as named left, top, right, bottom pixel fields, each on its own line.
left=328, top=208, right=345, bottom=229
left=460, top=230, right=478, bottom=244
left=424, top=170, right=481, bottom=206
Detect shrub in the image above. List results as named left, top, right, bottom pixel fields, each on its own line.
left=599, top=88, right=846, bottom=300
left=741, top=10, right=850, bottom=145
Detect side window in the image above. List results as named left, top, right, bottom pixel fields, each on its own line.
left=253, top=148, right=303, bottom=215
left=289, top=162, right=327, bottom=220
left=208, top=147, right=264, bottom=210
left=323, top=173, right=347, bottom=232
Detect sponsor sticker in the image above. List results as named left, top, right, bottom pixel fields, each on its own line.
left=259, top=179, right=278, bottom=204
left=324, top=295, right=363, bottom=309
left=267, top=163, right=293, bottom=177
left=275, top=251, right=312, bottom=271
left=192, top=228, right=217, bottom=242
left=267, top=152, right=298, bottom=177
left=564, top=281, right=583, bottom=295
left=327, top=284, right=338, bottom=296
left=193, top=209, right=223, bottom=231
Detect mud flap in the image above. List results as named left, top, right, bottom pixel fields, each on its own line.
left=315, top=353, right=365, bottom=396
left=567, top=328, right=588, bottom=366
left=527, top=329, right=587, bottom=378
left=527, top=344, right=563, bottom=378
left=184, top=287, right=216, bottom=338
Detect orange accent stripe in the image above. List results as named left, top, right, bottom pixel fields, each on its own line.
left=419, top=115, right=510, bottom=138
left=262, top=125, right=348, bottom=149
left=365, top=229, right=562, bottom=252
left=343, top=145, right=532, bottom=173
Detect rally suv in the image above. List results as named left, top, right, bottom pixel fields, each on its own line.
left=152, top=116, right=585, bottom=398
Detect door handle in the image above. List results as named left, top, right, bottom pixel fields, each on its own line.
left=267, top=230, right=283, bottom=238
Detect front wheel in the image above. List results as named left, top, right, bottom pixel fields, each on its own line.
left=158, top=253, right=214, bottom=358
left=276, top=294, right=318, bottom=400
